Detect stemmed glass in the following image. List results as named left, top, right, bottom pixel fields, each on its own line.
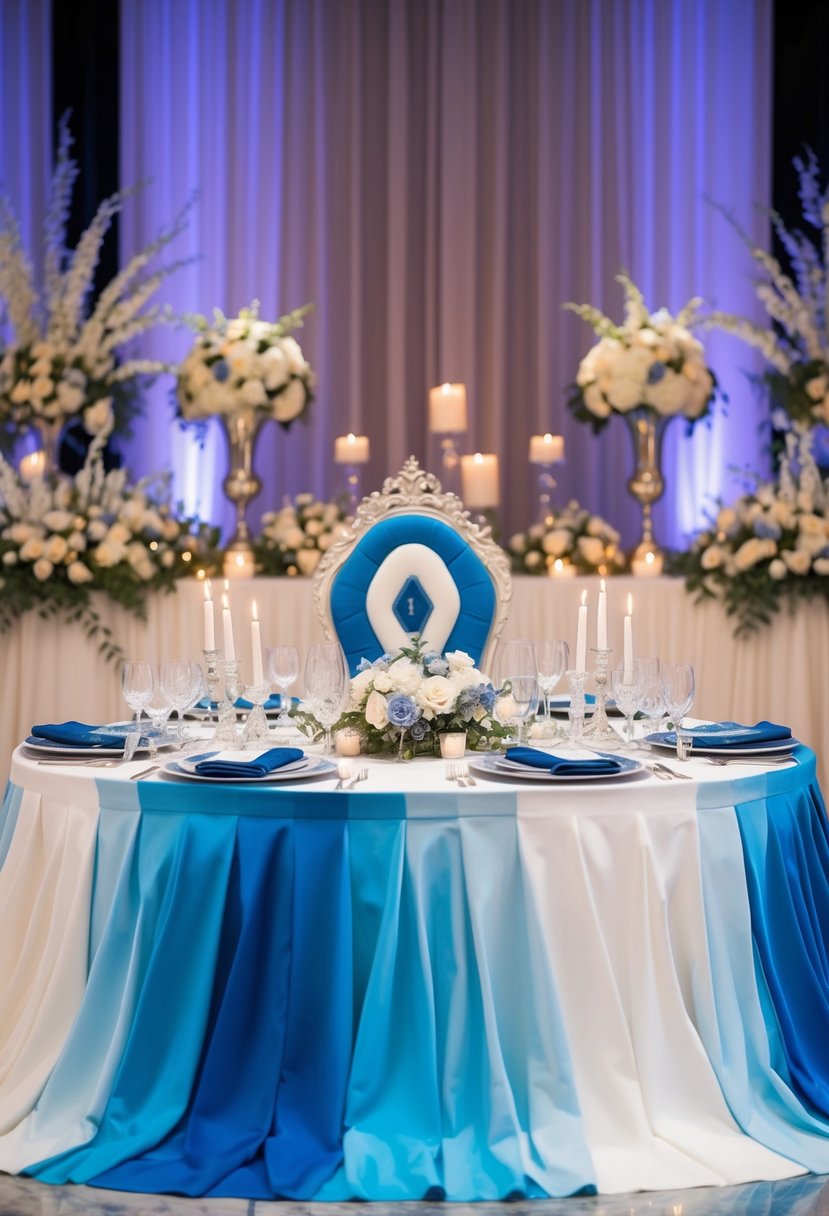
left=611, top=662, right=643, bottom=750
left=161, top=659, right=204, bottom=740
left=493, top=639, right=539, bottom=745
left=121, top=661, right=154, bottom=728
left=304, top=643, right=350, bottom=755
left=267, top=645, right=299, bottom=728
left=145, top=680, right=174, bottom=759
left=634, top=656, right=664, bottom=749
left=535, top=640, right=570, bottom=737
left=662, top=662, right=696, bottom=759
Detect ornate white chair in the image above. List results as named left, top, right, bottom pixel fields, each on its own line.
left=314, top=457, right=512, bottom=675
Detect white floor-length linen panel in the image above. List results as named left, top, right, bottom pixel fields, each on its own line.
left=0, top=576, right=824, bottom=790
left=117, top=0, right=773, bottom=548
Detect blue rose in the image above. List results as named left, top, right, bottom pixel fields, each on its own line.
left=212, top=359, right=230, bottom=382
left=647, top=362, right=666, bottom=385
left=409, top=718, right=431, bottom=741
left=425, top=654, right=449, bottom=676
left=387, top=694, right=422, bottom=728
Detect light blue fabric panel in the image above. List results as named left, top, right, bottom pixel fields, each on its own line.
left=0, top=782, right=23, bottom=872
left=329, top=515, right=496, bottom=674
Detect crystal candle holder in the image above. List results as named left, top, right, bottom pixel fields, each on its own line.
left=241, top=682, right=273, bottom=748
left=202, top=648, right=223, bottom=729
left=565, top=669, right=589, bottom=746
left=213, top=658, right=242, bottom=746
left=582, top=647, right=622, bottom=749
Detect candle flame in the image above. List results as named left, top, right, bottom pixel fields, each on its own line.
left=543, top=432, right=553, bottom=442
left=627, top=592, right=633, bottom=615
left=252, top=599, right=259, bottom=622
left=473, top=452, right=483, bottom=464
left=554, top=558, right=563, bottom=572
left=442, top=382, right=451, bottom=392
left=347, top=432, right=356, bottom=442
left=235, top=553, right=245, bottom=567
left=645, top=550, right=655, bottom=565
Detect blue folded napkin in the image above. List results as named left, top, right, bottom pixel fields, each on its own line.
left=31, top=720, right=127, bottom=749
left=505, top=746, right=623, bottom=776
left=666, top=720, right=792, bottom=750
left=193, top=747, right=306, bottom=779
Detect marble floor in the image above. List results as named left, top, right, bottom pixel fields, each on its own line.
left=0, top=1175, right=828, bottom=1216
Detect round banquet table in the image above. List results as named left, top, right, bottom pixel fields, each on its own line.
left=1, top=743, right=829, bottom=1201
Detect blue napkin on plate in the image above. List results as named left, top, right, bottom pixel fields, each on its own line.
left=31, top=720, right=127, bottom=749
left=504, top=746, right=623, bottom=776
left=193, top=747, right=305, bottom=779
left=665, top=720, right=792, bottom=750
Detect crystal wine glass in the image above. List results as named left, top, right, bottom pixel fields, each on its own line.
left=535, top=639, right=570, bottom=737
left=304, top=643, right=350, bottom=755
left=267, top=645, right=299, bottom=728
left=493, top=639, right=539, bottom=745
left=634, top=656, right=664, bottom=749
left=160, top=659, right=203, bottom=740
left=662, top=662, right=696, bottom=759
left=611, top=662, right=643, bottom=750
left=145, top=679, right=174, bottom=759
left=121, top=660, right=154, bottom=727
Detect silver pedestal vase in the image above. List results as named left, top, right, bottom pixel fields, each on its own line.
left=625, top=407, right=669, bottom=565
left=220, top=409, right=266, bottom=564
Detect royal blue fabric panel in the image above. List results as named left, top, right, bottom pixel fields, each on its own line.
left=732, top=765, right=829, bottom=1117
left=329, top=515, right=497, bottom=673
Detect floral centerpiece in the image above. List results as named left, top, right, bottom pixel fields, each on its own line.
left=298, top=637, right=509, bottom=759
left=0, top=115, right=189, bottom=463
left=565, top=272, right=717, bottom=561
left=253, top=493, right=350, bottom=576
left=672, top=429, right=829, bottom=634
left=508, top=499, right=624, bottom=576
left=176, top=302, right=314, bottom=426
left=0, top=440, right=220, bottom=656
left=707, top=151, right=829, bottom=432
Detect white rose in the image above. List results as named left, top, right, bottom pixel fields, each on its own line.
left=768, top=558, right=788, bottom=580
left=716, top=507, right=738, bottom=534
left=7, top=522, right=37, bottom=544
left=805, top=374, right=829, bottom=401
left=348, top=669, right=375, bottom=709
left=10, top=379, right=31, bottom=404
left=295, top=548, right=320, bottom=575
left=769, top=500, right=795, bottom=528
left=372, top=671, right=393, bottom=693
left=67, top=530, right=86, bottom=552
left=495, top=693, right=518, bottom=723
left=317, top=531, right=334, bottom=551
left=797, top=490, right=814, bottom=513
left=2, top=551, right=18, bottom=566
left=445, top=650, right=475, bottom=671
left=387, top=658, right=422, bottom=693
left=280, top=336, right=308, bottom=375
left=92, top=540, right=124, bottom=568
left=31, top=340, right=56, bottom=360
left=416, top=675, right=456, bottom=715
left=19, top=537, right=45, bottom=561
left=32, top=557, right=53, bottom=581
left=30, top=375, right=54, bottom=400
left=305, top=519, right=323, bottom=538
left=283, top=526, right=305, bottom=549
left=273, top=377, right=307, bottom=423
left=45, top=534, right=68, bottom=563
left=56, top=381, right=86, bottom=413
left=700, top=545, right=725, bottom=570
left=161, top=519, right=180, bottom=541
left=783, top=549, right=811, bottom=575
left=87, top=519, right=108, bottom=542
left=577, top=535, right=605, bottom=565
left=240, top=378, right=267, bottom=407
left=524, top=550, right=543, bottom=570
left=365, top=689, right=389, bottom=729
left=263, top=345, right=289, bottom=390
left=30, top=357, right=52, bottom=377
left=541, top=528, right=571, bottom=557
left=509, top=532, right=527, bottom=554
left=813, top=557, right=829, bottom=576
left=733, top=537, right=776, bottom=571
left=583, top=383, right=611, bottom=417
left=106, top=522, right=131, bottom=546
left=67, top=560, right=94, bottom=584
left=43, top=509, right=73, bottom=532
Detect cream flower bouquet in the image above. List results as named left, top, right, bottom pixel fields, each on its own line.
left=253, top=494, right=350, bottom=576
left=508, top=500, right=625, bottom=576
left=565, top=273, right=717, bottom=431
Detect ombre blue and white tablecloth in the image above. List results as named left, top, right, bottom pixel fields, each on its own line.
left=1, top=746, right=828, bottom=1200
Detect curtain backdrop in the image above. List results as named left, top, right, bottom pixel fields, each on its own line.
left=0, top=0, right=51, bottom=328
left=118, top=0, right=772, bottom=548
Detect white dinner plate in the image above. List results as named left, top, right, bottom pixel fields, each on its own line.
left=23, top=726, right=178, bottom=759
left=468, top=752, right=644, bottom=782
left=645, top=733, right=798, bottom=757
left=162, top=754, right=337, bottom=783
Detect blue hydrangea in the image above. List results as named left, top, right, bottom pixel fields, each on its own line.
left=356, top=657, right=374, bottom=673
left=424, top=653, right=449, bottom=676
left=753, top=517, right=782, bottom=540
left=386, top=694, right=421, bottom=728
left=212, top=359, right=230, bottom=382
left=647, top=362, right=666, bottom=385
left=409, top=718, right=431, bottom=741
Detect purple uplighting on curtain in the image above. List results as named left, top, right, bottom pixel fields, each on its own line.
left=118, top=0, right=772, bottom=548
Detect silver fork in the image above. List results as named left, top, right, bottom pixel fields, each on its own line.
left=456, top=760, right=476, bottom=787
left=345, top=766, right=368, bottom=789
left=647, top=761, right=692, bottom=781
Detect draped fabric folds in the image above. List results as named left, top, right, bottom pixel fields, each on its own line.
left=118, top=0, right=773, bottom=547
left=0, top=755, right=828, bottom=1199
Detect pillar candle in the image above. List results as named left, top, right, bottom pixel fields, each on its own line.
left=529, top=433, right=565, bottom=464
left=203, top=580, right=215, bottom=651
left=460, top=452, right=499, bottom=508
left=222, top=593, right=236, bottom=662
left=334, top=433, right=370, bottom=463
left=623, top=593, right=634, bottom=683
left=597, top=578, right=608, bottom=650
left=428, top=382, right=468, bottom=433
left=19, top=451, right=46, bottom=483
left=631, top=549, right=664, bottom=577
left=576, top=589, right=588, bottom=673
left=251, top=600, right=264, bottom=686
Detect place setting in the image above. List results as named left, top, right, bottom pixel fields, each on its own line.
left=161, top=746, right=337, bottom=785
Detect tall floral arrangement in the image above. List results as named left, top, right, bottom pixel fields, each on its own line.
left=565, top=273, right=717, bottom=432
left=0, top=116, right=189, bottom=453
left=0, top=440, right=219, bottom=656
left=176, top=303, right=314, bottom=426
left=707, top=152, right=829, bottom=431
left=673, top=429, right=829, bottom=633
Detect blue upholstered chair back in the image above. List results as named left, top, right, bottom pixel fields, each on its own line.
left=314, top=459, right=512, bottom=676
